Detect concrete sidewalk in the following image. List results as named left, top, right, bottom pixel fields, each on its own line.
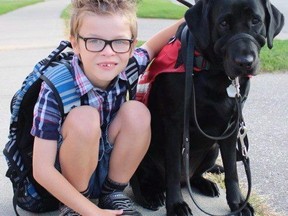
left=0, top=1, right=230, bottom=215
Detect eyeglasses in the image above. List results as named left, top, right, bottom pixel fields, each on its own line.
left=78, top=35, right=134, bottom=53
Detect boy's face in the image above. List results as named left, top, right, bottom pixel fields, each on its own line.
left=71, top=13, right=135, bottom=89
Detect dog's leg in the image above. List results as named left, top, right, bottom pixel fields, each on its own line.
left=219, top=136, right=254, bottom=216
left=131, top=154, right=165, bottom=210
left=189, top=144, right=220, bottom=197
left=152, top=74, right=192, bottom=216
left=164, top=116, right=192, bottom=216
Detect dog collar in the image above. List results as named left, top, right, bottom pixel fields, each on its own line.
left=194, top=50, right=210, bottom=72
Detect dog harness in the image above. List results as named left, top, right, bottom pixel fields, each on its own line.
left=136, top=37, right=209, bottom=105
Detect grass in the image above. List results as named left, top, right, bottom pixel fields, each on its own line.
left=60, top=0, right=187, bottom=20
left=61, top=3, right=71, bottom=20
left=0, top=0, right=43, bottom=15
left=60, top=4, right=72, bottom=38
left=260, top=40, right=288, bottom=72
left=137, top=0, right=187, bottom=19
left=61, top=0, right=187, bottom=19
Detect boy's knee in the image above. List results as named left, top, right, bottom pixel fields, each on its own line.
left=63, top=106, right=101, bottom=138
left=122, top=101, right=151, bottom=127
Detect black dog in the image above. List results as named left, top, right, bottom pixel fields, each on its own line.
left=132, top=0, right=284, bottom=215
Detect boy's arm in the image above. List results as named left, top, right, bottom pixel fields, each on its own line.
left=33, top=137, right=122, bottom=215
left=32, top=137, right=99, bottom=214
left=141, top=18, right=185, bottom=60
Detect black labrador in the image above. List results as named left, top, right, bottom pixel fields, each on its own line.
left=131, top=0, right=284, bottom=215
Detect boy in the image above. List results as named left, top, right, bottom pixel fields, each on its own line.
left=31, top=0, right=184, bottom=215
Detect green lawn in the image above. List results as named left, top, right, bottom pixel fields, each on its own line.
left=137, top=0, right=187, bottom=19
left=62, top=0, right=187, bottom=19
left=61, top=0, right=187, bottom=20
left=260, top=40, right=288, bottom=72
left=0, top=0, right=43, bottom=15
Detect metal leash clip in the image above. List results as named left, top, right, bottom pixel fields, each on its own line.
left=227, top=77, right=241, bottom=98
left=237, top=123, right=248, bottom=158
left=232, top=77, right=241, bottom=98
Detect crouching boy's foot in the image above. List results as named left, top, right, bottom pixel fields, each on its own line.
left=59, top=203, right=81, bottom=216
left=98, top=192, right=142, bottom=216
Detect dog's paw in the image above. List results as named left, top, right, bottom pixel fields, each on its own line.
left=167, top=201, right=193, bottom=216
left=130, top=172, right=165, bottom=210
left=141, top=192, right=165, bottom=211
left=207, top=164, right=224, bottom=174
left=230, top=202, right=254, bottom=216
left=240, top=202, right=254, bottom=216
left=190, top=176, right=220, bottom=197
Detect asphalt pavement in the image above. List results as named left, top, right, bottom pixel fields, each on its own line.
left=0, top=0, right=287, bottom=215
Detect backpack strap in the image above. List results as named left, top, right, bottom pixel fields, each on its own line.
left=38, top=41, right=72, bottom=72
left=40, top=63, right=80, bottom=118
left=36, top=40, right=81, bottom=118
left=125, top=57, right=140, bottom=100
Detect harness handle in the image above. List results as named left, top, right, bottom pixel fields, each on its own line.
left=177, top=0, right=193, bottom=8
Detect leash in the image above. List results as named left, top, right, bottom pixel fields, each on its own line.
left=181, top=25, right=252, bottom=216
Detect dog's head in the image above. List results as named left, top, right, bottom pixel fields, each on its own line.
left=185, top=0, right=284, bottom=79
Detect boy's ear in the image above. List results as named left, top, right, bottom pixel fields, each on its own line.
left=130, top=39, right=138, bottom=57
left=70, top=35, right=80, bottom=54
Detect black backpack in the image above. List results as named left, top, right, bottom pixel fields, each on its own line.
left=3, top=40, right=140, bottom=215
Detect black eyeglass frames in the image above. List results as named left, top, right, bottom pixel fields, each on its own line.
left=78, top=35, right=134, bottom=53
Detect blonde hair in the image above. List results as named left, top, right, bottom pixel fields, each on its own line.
left=70, top=0, right=138, bottom=39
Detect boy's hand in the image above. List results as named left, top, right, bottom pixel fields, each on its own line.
left=102, top=209, right=123, bottom=215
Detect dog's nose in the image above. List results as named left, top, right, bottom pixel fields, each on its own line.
left=234, top=55, right=254, bottom=69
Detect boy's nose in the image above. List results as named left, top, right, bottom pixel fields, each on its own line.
left=101, top=44, right=115, bottom=55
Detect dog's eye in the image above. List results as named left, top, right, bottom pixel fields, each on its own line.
left=220, top=20, right=229, bottom=28
left=251, top=17, right=261, bottom=25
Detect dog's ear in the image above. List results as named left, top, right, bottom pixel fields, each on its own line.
left=264, top=0, right=284, bottom=49
left=184, top=0, right=210, bottom=50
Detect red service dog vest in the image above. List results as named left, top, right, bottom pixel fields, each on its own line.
left=136, top=37, right=209, bottom=105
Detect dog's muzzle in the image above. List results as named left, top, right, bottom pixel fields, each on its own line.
left=214, top=33, right=265, bottom=56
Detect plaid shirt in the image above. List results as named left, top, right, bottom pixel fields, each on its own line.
left=31, top=48, right=149, bottom=141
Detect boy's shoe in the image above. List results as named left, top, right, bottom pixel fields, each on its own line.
left=59, top=203, right=81, bottom=216
left=98, top=192, right=142, bottom=216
